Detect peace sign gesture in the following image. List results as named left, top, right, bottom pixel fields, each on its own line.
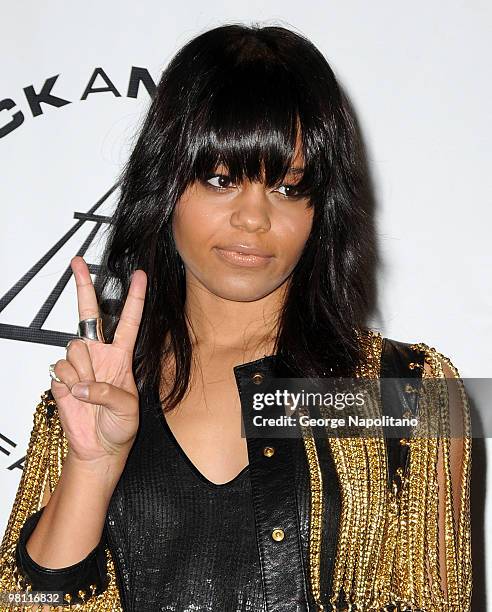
left=50, top=256, right=147, bottom=466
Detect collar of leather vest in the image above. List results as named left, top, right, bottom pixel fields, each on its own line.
left=232, top=352, right=296, bottom=381
left=233, top=354, right=312, bottom=612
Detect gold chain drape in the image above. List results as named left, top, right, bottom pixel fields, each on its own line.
left=0, top=393, right=123, bottom=611
left=301, top=330, right=472, bottom=611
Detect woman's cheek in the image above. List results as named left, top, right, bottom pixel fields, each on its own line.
left=277, top=212, right=313, bottom=260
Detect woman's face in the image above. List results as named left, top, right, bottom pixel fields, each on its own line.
left=172, top=151, right=314, bottom=302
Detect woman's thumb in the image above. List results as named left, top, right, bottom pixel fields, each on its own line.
left=71, top=381, right=134, bottom=415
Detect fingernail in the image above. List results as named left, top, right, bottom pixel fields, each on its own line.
left=71, top=383, right=89, bottom=399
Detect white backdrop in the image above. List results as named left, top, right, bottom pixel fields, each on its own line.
left=1, top=1, right=490, bottom=606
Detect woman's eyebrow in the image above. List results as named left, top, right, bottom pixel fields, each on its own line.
left=287, top=167, right=305, bottom=175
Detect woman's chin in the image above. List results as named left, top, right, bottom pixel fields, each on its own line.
left=205, top=279, right=281, bottom=303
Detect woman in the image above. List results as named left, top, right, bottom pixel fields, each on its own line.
left=0, top=23, right=471, bottom=611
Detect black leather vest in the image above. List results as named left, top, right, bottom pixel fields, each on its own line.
left=15, top=336, right=425, bottom=611
left=232, top=336, right=426, bottom=611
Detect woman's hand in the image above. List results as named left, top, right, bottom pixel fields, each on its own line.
left=50, top=256, right=147, bottom=466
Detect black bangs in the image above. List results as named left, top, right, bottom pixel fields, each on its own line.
left=173, top=31, right=330, bottom=200
left=188, top=64, right=300, bottom=188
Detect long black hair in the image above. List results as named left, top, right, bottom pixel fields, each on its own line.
left=94, top=23, right=377, bottom=410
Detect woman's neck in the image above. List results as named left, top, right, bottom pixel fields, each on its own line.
left=183, top=276, right=287, bottom=354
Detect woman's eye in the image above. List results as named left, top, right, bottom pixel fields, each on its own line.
left=275, top=184, right=300, bottom=198
left=204, top=175, right=302, bottom=199
left=206, top=174, right=233, bottom=189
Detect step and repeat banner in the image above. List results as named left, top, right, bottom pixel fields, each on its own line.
left=1, top=2, right=490, bottom=606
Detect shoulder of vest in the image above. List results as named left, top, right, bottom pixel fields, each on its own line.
left=379, top=335, right=426, bottom=378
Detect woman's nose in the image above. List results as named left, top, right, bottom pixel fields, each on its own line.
left=229, top=184, right=271, bottom=233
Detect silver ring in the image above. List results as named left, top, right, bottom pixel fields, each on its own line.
left=49, top=363, right=63, bottom=384
left=77, top=317, right=105, bottom=342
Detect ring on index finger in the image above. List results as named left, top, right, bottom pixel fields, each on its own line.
left=77, top=317, right=106, bottom=343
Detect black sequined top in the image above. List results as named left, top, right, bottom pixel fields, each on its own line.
left=104, top=386, right=268, bottom=612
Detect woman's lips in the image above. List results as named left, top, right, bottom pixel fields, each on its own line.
left=214, top=247, right=274, bottom=268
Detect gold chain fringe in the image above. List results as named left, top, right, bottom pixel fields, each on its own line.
left=0, top=393, right=123, bottom=611
left=301, top=330, right=472, bottom=611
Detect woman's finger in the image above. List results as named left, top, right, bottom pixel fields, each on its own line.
left=66, top=338, right=96, bottom=382
left=50, top=359, right=80, bottom=395
left=71, top=256, right=100, bottom=322
left=70, top=380, right=136, bottom=417
left=112, top=270, right=147, bottom=352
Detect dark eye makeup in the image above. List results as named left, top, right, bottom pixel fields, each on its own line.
left=201, top=173, right=305, bottom=199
